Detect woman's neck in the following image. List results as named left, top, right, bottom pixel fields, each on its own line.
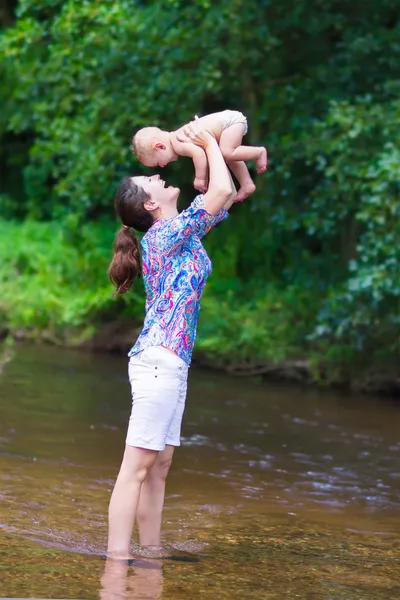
left=154, top=206, right=179, bottom=222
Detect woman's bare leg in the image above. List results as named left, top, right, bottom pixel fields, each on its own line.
left=227, top=160, right=256, bottom=202
left=107, top=444, right=159, bottom=557
left=219, top=123, right=267, bottom=173
left=136, top=445, right=175, bottom=548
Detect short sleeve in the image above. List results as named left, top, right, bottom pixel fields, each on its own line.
left=157, top=194, right=229, bottom=253
left=192, top=194, right=229, bottom=229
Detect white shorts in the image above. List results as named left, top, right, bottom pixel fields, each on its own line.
left=126, top=346, right=189, bottom=451
left=220, top=109, right=248, bottom=135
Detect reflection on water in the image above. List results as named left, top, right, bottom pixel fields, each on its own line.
left=100, top=558, right=163, bottom=600
left=0, top=344, right=399, bottom=599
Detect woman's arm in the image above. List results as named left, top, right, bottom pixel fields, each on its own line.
left=182, top=117, right=231, bottom=216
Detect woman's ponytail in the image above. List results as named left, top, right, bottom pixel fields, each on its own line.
left=109, top=176, right=154, bottom=295
left=108, top=227, right=142, bottom=296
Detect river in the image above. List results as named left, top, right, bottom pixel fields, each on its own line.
left=1, top=344, right=399, bottom=599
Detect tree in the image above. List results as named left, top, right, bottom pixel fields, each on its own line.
left=1, top=0, right=399, bottom=380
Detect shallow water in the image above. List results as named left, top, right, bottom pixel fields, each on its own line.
left=0, top=344, right=399, bottom=599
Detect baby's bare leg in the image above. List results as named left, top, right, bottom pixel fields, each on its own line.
left=228, top=161, right=256, bottom=202
left=220, top=124, right=267, bottom=173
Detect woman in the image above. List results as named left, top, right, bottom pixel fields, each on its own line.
left=107, top=118, right=236, bottom=559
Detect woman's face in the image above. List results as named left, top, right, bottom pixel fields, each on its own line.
left=132, top=175, right=180, bottom=213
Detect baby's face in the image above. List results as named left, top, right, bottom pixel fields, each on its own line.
left=141, top=146, right=178, bottom=168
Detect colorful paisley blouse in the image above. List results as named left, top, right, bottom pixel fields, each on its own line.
left=128, top=195, right=228, bottom=365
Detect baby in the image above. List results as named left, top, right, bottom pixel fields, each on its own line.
left=131, top=110, right=267, bottom=202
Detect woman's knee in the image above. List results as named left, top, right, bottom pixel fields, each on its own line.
left=150, top=456, right=173, bottom=482
left=119, top=446, right=158, bottom=484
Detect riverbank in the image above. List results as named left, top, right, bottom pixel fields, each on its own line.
left=1, top=217, right=399, bottom=398
left=2, top=321, right=399, bottom=397
left=75, top=322, right=400, bottom=397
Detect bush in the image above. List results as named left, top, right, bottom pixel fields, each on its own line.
left=0, top=218, right=144, bottom=341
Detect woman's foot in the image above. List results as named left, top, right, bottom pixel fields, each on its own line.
left=256, top=147, right=268, bottom=173
left=234, top=181, right=256, bottom=202
left=107, top=550, right=135, bottom=561
left=139, top=545, right=170, bottom=559
left=138, top=545, right=200, bottom=562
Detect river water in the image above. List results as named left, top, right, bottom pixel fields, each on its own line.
left=0, top=344, right=399, bottom=599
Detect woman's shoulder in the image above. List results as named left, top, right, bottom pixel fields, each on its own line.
left=141, top=218, right=178, bottom=248
left=179, top=194, right=206, bottom=214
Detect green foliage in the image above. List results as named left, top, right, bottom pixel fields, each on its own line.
left=0, top=218, right=144, bottom=341
left=198, top=283, right=318, bottom=364
left=302, top=97, right=400, bottom=354
left=0, top=0, right=399, bottom=380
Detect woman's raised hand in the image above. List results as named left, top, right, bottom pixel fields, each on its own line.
left=177, top=115, right=213, bottom=149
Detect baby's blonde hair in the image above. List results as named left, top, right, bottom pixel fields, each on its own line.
left=131, top=127, right=162, bottom=159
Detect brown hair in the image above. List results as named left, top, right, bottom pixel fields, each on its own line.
left=108, top=177, right=154, bottom=296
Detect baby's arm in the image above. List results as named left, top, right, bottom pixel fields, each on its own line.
left=171, top=135, right=208, bottom=193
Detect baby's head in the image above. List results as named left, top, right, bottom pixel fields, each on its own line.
left=131, top=127, right=178, bottom=168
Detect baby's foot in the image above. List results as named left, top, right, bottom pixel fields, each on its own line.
left=234, top=181, right=256, bottom=202
left=256, top=147, right=268, bottom=173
